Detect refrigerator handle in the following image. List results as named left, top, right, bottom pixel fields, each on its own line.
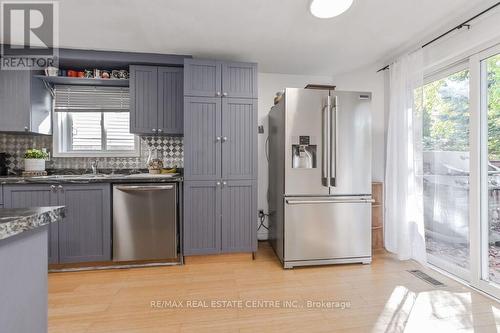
left=321, top=101, right=330, bottom=187
left=330, top=96, right=338, bottom=187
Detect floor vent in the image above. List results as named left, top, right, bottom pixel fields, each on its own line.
left=407, top=270, right=445, bottom=287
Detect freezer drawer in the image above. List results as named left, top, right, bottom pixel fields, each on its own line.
left=284, top=197, right=372, bottom=262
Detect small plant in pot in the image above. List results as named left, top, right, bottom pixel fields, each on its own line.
left=24, top=149, right=48, bottom=172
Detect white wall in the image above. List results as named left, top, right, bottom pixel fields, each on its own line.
left=422, top=9, right=500, bottom=71
left=256, top=71, right=385, bottom=239
left=257, top=73, right=333, bottom=239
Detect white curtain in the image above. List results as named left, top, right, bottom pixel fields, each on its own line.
left=385, top=50, right=427, bottom=264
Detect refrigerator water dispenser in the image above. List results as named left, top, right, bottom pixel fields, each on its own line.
left=292, top=136, right=316, bottom=169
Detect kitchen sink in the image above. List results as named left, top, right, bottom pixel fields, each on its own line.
left=123, top=173, right=178, bottom=178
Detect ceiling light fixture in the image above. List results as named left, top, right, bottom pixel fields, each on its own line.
left=309, top=0, right=353, bottom=19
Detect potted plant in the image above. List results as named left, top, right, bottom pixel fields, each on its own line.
left=24, top=149, right=48, bottom=172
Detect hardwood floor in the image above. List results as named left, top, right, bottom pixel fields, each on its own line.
left=49, top=242, right=500, bottom=333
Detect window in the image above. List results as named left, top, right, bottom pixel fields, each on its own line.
left=421, top=66, right=471, bottom=279
left=53, top=85, right=139, bottom=157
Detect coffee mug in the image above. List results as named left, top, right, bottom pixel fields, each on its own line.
left=101, top=70, right=110, bottom=79
left=120, top=69, right=129, bottom=79
left=45, top=66, right=59, bottom=76
left=111, top=70, right=121, bottom=79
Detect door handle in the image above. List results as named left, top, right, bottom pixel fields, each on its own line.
left=329, top=96, right=338, bottom=187
left=286, top=198, right=374, bottom=205
left=321, top=103, right=329, bottom=187
left=115, top=185, right=175, bottom=191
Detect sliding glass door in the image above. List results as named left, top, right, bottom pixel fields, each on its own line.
left=422, top=66, right=471, bottom=280
left=414, top=43, right=500, bottom=298
left=472, top=47, right=500, bottom=297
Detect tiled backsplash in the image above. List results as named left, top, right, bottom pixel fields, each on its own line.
left=0, top=133, right=183, bottom=171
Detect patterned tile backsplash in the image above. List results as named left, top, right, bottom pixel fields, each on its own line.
left=0, top=133, right=183, bottom=171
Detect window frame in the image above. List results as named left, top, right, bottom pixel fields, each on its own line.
left=52, top=111, right=140, bottom=158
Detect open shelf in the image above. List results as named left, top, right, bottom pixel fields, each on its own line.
left=34, top=75, right=129, bottom=87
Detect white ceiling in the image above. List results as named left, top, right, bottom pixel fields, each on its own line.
left=50, top=0, right=500, bottom=74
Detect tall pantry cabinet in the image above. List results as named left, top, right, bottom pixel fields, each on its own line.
left=183, top=59, right=258, bottom=255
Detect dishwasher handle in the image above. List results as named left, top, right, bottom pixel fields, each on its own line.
left=115, top=185, right=175, bottom=191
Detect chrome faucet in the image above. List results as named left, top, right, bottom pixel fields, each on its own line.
left=90, top=159, right=99, bottom=175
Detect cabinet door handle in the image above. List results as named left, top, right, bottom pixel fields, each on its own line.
left=24, top=126, right=29, bottom=132
left=222, top=181, right=227, bottom=187
left=222, top=92, right=228, bottom=97
left=58, top=185, right=64, bottom=191
left=152, top=128, right=156, bottom=132
left=216, top=181, right=221, bottom=186
left=222, top=136, right=228, bottom=142
left=216, top=136, right=221, bottom=142
left=50, top=185, right=56, bottom=192
left=157, top=129, right=163, bottom=133
left=216, top=91, right=221, bottom=97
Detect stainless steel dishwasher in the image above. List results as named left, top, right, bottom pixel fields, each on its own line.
left=112, top=183, right=177, bottom=261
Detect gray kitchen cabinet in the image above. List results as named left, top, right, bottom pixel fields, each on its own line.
left=57, top=184, right=111, bottom=263
left=183, top=59, right=221, bottom=97
left=158, top=67, right=184, bottom=134
left=184, top=97, right=257, bottom=181
left=3, top=183, right=111, bottom=264
left=222, top=98, right=258, bottom=180
left=183, top=181, right=221, bottom=255
left=130, top=65, right=158, bottom=134
left=3, top=185, right=59, bottom=264
left=130, top=65, right=183, bottom=135
left=0, top=70, right=51, bottom=134
left=183, top=180, right=257, bottom=255
left=183, top=97, right=222, bottom=180
left=184, top=59, right=257, bottom=99
left=183, top=58, right=258, bottom=256
left=222, top=62, right=258, bottom=99
left=221, top=180, right=257, bottom=253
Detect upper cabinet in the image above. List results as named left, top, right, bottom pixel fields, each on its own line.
left=130, top=65, right=183, bottom=135
left=130, top=66, right=158, bottom=134
left=158, top=67, right=184, bottom=134
left=221, top=62, right=258, bottom=99
left=184, top=59, right=257, bottom=99
left=184, top=59, right=221, bottom=97
left=0, top=70, right=52, bottom=134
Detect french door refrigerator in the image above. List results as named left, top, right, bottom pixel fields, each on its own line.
left=268, top=88, right=372, bottom=268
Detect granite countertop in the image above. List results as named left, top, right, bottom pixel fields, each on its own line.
left=0, top=206, right=65, bottom=241
left=0, top=173, right=183, bottom=185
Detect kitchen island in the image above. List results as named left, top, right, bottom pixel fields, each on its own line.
left=0, top=206, right=65, bottom=333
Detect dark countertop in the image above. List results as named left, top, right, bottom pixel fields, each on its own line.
left=0, top=206, right=65, bottom=241
left=0, top=173, right=183, bottom=185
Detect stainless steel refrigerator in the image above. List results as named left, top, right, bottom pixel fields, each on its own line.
left=267, top=88, right=372, bottom=268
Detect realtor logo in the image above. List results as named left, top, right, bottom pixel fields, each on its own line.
left=1, top=1, right=59, bottom=70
